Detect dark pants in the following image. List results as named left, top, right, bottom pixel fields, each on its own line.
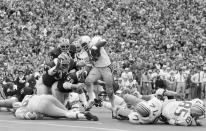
left=196, top=84, right=202, bottom=99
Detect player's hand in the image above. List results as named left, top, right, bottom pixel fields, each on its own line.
left=20, top=88, right=24, bottom=94
left=76, top=83, right=85, bottom=89
left=13, top=85, right=17, bottom=90
left=7, top=88, right=11, bottom=92
left=55, top=58, right=62, bottom=71
left=63, top=82, right=72, bottom=89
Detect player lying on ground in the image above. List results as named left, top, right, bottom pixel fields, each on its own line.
left=98, top=89, right=180, bottom=124
left=161, top=98, right=205, bottom=126
left=13, top=94, right=98, bottom=121
left=115, top=89, right=205, bottom=126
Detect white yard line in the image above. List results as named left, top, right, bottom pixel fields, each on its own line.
left=0, top=120, right=128, bottom=131
left=0, top=125, right=16, bottom=128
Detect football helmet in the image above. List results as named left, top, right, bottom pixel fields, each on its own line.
left=48, top=47, right=61, bottom=59
left=79, top=35, right=91, bottom=52
left=58, top=52, right=71, bottom=70
left=73, top=40, right=82, bottom=52
left=190, top=102, right=205, bottom=117
left=134, top=102, right=150, bottom=117
left=58, top=42, right=70, bottom=53
left=76, top=69, right=87, bottom=83
left=79, top=36, right=91, bottom=45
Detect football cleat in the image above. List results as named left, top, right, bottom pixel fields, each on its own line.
left=94, top=98, right=102, bottom=107
left=84, top=112, right=99, bottom=121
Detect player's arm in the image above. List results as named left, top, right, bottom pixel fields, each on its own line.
left=47, top=59, right=61, bottom=76
left=76, top=60, right=86, bottom=67
left=92, top=38, right=106, bottom=49
left=63, top=82, right=84, bottom=90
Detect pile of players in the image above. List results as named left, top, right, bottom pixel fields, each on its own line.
left=0, top=35, right=205, bottom=126
left=0, top=35, right=114, bottom=121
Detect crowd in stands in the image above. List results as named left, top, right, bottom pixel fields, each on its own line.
left=1, top=0, right=206, bottom=100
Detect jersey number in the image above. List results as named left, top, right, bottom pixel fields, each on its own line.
left=174, top=101, right=192, bottom=117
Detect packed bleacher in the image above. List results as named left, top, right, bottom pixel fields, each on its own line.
left=1, top=0, right=206, bottom=101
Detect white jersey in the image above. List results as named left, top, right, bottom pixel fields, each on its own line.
left=139, top=97, right=162, bottom=124
left=162, top=100, right=193, bottom=126
left=114, top=95, right=126, bottom=108
left=93, top=47, right=111, bottom=67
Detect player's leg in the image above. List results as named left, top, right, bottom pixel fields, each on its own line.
left=51, top=82, right=66, bottom=104
left=116, top=107, right=132, bottom=120
left=36, top=77, right=51, bottom=95
left=123, top=94, right=143, bottom=107
left=101, top=67, right=117, bottom=117
left=65, top=92, right=80, bottom=110
left=76, top=89, right=88, bottom=108
left=85, top=67, right=101, bottom=109
left=0, top=97, right=18, bottom=108
left=33, top=95, right=98, bottom=120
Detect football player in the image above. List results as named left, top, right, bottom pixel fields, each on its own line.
left=121, top=95, right=162, bottom=124
left=114, top=89, right=180, bottom=124
left=51, top=68, right=86, bottom=104
left=36, top=52, right=76, bottom=95
left=13, top=94, right=98, bottom=121
left=161, top=98, right=205, bottom=126
left=78, top=35, right=116, bottom=117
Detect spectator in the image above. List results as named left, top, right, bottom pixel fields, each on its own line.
left=121, top=68, right=133, bottom=80
left=175, top=68, right=187, bottom=99
left=191, top=67, right=202, bottom=99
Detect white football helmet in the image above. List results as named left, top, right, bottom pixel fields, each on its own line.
left=78, top=36, right=91, bottom=52
left=134, top=102, right=150, bottom=117
left=190, top=102, right=205, bottom=117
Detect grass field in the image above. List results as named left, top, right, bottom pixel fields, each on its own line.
left=0, top=106, right=206, bottom=131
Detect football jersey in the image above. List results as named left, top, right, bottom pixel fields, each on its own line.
left=93, top=47, right=111, bottom=67
left=162, top=100, right=193, bottom=126
left=138, top=97, right=162, bottom=124
left=42, top=58, right=77, bottom=87
left=114, top=95, right=127, bottom=108
left=57, top=72, right=79, bottom=93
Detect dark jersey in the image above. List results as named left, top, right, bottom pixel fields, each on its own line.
left=42, top=70, right=66, bottom=88
left=42, top=59, right=77, bottom=88
left=57, top=72, right=78, bottom=93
